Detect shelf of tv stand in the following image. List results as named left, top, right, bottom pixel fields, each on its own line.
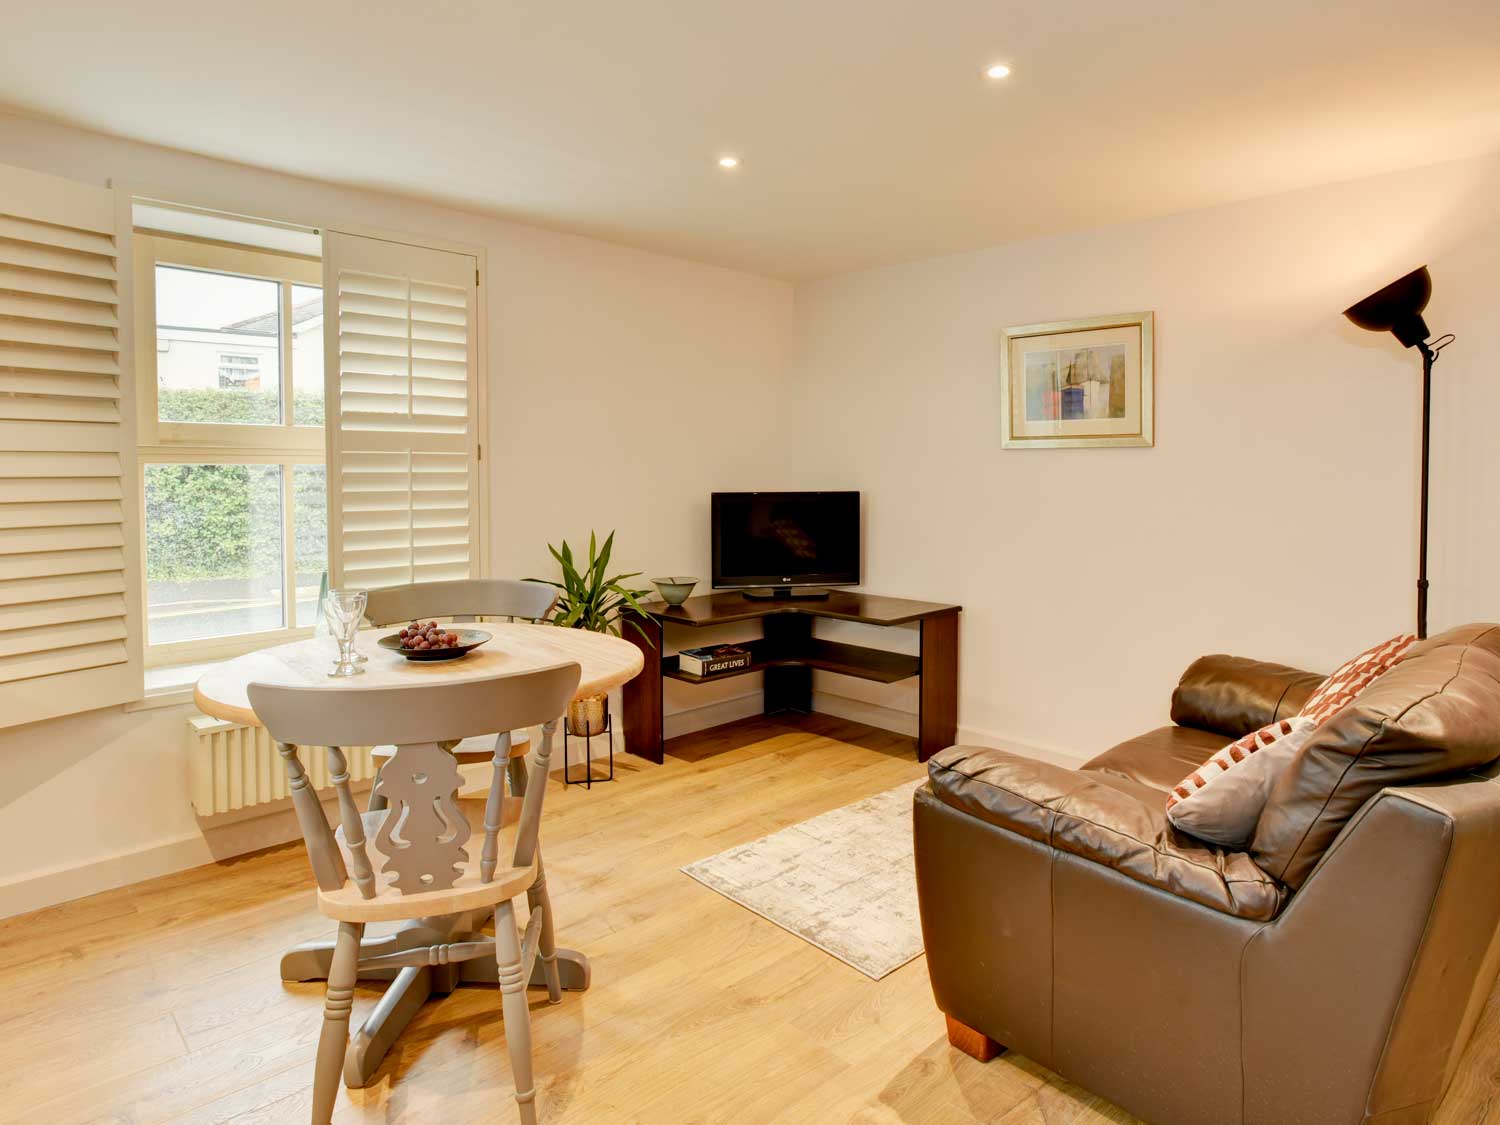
left=662, top=638, right=920, bottom=687
left=621, top=591, right=961, bottom=763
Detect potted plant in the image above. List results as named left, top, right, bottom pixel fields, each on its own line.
left=529, top=530, right=653, bottom=735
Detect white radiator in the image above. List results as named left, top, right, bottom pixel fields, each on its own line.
left=187, top=715, right=376, bottom=817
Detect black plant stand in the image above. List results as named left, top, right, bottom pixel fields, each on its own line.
left=563, top=703, right=615, bottom=788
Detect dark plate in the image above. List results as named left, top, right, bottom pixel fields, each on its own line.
left=378, top=628, right=491, bottom=661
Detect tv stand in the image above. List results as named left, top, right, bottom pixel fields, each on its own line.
left=620, top=591, right=960, bottom=762
left=741, top=586, right=832, bottom=600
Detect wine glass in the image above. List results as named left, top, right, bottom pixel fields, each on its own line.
left=324, top=589, right=368, bottom=677
left=317, top=577, right=368, bottom=663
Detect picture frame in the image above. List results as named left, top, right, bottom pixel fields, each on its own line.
left=1000, top=311, right=1154, bottom=449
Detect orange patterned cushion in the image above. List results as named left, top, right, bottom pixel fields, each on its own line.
left=1298, top=633, right=1416, bottom=726
left=1166, top=717, right=1317, bottom=847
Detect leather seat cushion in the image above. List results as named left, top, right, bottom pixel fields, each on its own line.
left=1253, top=623, right=1500, bottom=888
left=927, top=745, right=1286, bottom=921
left=1083, top=724, right=1228, bottom=793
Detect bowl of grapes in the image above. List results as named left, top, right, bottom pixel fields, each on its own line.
left=378, top=621, right=492, bottom=661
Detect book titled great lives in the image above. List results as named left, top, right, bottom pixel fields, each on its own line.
left=678, top=644, right=752, bottom=676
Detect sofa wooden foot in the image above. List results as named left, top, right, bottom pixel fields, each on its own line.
left=946, top=1015, right=1005, bottom=1062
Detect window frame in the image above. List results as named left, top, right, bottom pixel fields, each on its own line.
left=133, top=233, right=328, bottom=666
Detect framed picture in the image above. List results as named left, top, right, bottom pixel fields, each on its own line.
left=1001, top=311, right=1154, bottom=449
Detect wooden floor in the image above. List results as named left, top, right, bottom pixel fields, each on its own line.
left=4, top=713, right=1500, bottom=1124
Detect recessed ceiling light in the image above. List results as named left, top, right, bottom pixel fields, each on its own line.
left=718, top=155, right=740, bottom=169
left=985, top=63, right=1012, bottom=80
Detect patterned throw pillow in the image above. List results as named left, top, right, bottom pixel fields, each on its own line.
left=1166, top=717, right=1318, bottom=847
left=1298, top=633, right=1417, bottom=726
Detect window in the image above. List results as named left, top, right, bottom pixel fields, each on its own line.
left=0, top=174, right=483, bottom=725
left=134, top=233, right=326, bottom=664
left=144, top=463, right=284, bottom=643
left=156, top=266, right=279, bottom=419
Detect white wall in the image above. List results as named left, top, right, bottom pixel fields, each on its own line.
left=5, top=110, right=1498, bottom=918
left=0, top=113, right=795, bottom=916
left=792, top=151, right=1500, bottom=761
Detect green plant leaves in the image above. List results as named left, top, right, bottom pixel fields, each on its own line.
left=527, top=529, right=654, bottom=647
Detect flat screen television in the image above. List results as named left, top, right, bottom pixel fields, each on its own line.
left=711, top=491, right=860, bottom=598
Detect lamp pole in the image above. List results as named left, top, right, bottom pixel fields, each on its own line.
left=1416, top=343, right=1436, bottom=640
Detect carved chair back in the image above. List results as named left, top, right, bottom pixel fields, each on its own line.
left=249, top=664, right=580, bottom=900
left=364, top=578, right=558, bottom=628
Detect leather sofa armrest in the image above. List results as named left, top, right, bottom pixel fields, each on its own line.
left=926, top=746, right=1284, bottom=920
left=1242, top=770, right=1500, bottom=1121
left=926, top=745, right=1108, bottom=845
left=1170, top=654, right=1325, bottom=737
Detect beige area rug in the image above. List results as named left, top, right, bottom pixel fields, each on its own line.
left=681, top=780, right=926, bottom=980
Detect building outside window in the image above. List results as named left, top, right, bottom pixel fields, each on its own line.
left=217, top=353, right=262, bottom=390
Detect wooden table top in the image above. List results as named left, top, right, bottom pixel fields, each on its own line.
left=646, top=590, right=961, bottom=628
left=194, top=622, right=644, bottom=728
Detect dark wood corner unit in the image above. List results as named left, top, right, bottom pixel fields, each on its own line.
left=620, top=591, right=960, bottom=763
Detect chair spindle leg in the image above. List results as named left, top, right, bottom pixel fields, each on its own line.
left=495, top=899, right=538, bottom=1125
left=529, top=857, right=563, bottom=1003
left=312, top=921, right=364, bottom=1124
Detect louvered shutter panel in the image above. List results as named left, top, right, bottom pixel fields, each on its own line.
left=0, top=162, right=141, bottom=726
left=322, top=233, right=480, bottom=591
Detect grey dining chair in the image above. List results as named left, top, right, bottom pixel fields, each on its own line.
left=363, top=579, right=560, bottom=808
left=363, top=578, right=558, bottom=628
left=250, top=663, right=581, bottom=1125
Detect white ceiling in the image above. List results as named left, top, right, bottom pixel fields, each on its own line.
left=4, top=1, right=1499, bottom=279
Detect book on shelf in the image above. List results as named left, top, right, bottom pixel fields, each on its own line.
left=678, top=644, right=752, bottom=677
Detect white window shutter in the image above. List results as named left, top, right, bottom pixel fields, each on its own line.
left=322, top=232, right=480, bottom=591
left=0, top=162, right=141, bottom=726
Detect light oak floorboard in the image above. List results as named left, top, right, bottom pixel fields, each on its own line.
left=4, top=712, right=1499, bottom=1123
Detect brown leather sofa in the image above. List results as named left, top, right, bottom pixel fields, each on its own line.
left=914, top=624, right=1500, bottom=1125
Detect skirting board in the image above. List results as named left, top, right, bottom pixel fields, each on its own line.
left=0, top=783, right=367, bottom=921
left=0, top=693, right=761, bottom=921
left=810, top=689, right=1092, bottom=770
left=652, top=685, right=1090, bottom=770
left=505, top=687, right=762, bottom=764
left=664, top=691, right=764, bottom=740
left=2, top=689, right=1078, bottom=921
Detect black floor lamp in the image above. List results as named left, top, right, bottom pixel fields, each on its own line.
left=1342, top=266, right=1455, bottom=639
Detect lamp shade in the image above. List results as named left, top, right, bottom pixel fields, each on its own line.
left=1343, top=266, right=1432, bottom=349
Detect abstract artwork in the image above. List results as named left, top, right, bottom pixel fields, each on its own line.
left=1002, top=312, right=1154, bottom=448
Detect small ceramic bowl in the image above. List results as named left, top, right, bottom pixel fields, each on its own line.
left=652, top=577, right=699, bottom=606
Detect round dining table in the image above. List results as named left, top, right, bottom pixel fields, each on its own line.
left=195, top=621, right=643, bottom=727
left=194, top=621, right=643, bottom=1087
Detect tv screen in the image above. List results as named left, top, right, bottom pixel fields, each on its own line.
left=712, top=491, right=860, bottom=590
